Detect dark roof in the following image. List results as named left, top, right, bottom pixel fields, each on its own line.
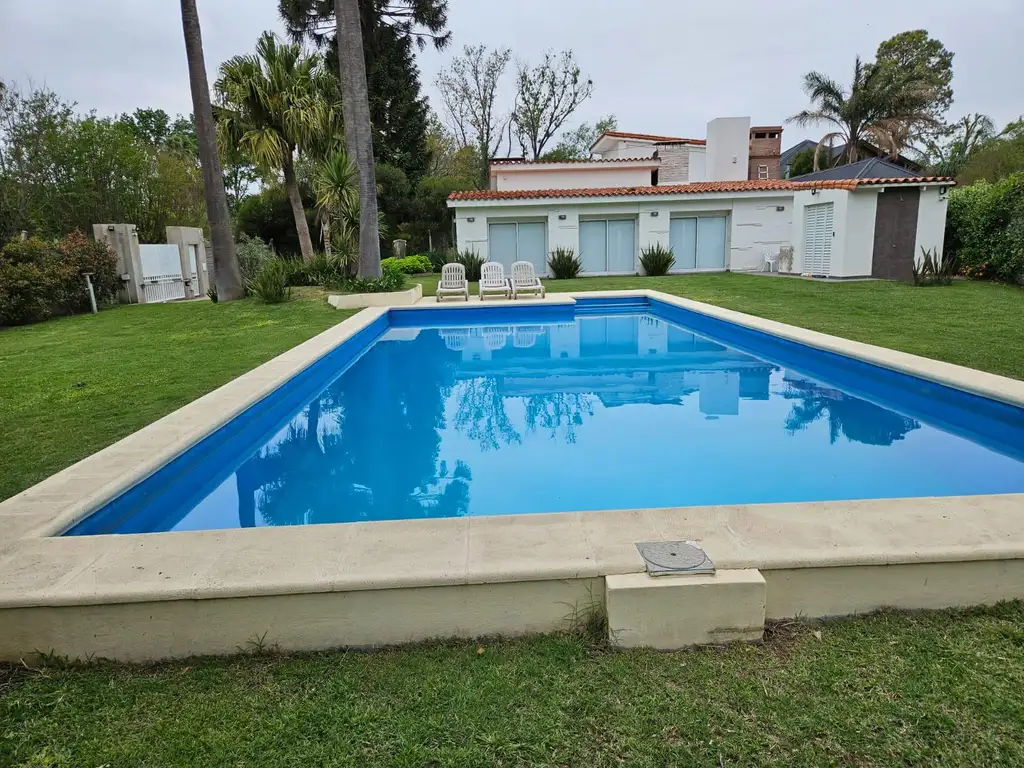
left=790, top=156, right=922, bottom=181
left=780, top=139, right=924, bottom=175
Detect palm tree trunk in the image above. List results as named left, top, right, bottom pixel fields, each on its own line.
left=282, top=152, right=315, bottom=261
left=334, top=0, right=381, bottom=278
left=179, top=0, right=244, bottom=301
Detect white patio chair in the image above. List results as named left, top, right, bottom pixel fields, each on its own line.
left=479, top=262, right=510, bottom=300
left=440, top=328, right=470, bottom=351
left=513, top=325, right=545, bottom=349
left=760, top=246, right=779, bottom=273
left=436, top=262, right=469, bottom=301
left=509, top=261, right=545, bottom=299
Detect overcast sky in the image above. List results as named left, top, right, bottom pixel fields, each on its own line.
left=1, top=0, right=1021, bottom=150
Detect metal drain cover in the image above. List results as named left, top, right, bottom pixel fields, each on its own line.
left=635, top=541, right=715, bottom=576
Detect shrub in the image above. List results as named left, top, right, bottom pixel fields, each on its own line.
left=548, top=247, right=582, bottom=279
left=248, top=259, right=292, bottom=303
left=946, top=174, right=1024, bottom=284
left=639, top=244, right=675, bottom=276
left=348, top=259, right=406, bottom=293
left=912, top=247, right=958, bottom=286
left=454, top=250, right=485, bottom=281
left=235, top=233, right=276, bottom=289
left=381, top=254, right=432, bottom=274
left=303, top=253, right=347, bottom=288
left=0, top=231, right=117, bottom=326
left=423, top=249, right=450, bottom=272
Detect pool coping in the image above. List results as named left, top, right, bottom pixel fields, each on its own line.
left=0, top=289, right=1022, bottom=612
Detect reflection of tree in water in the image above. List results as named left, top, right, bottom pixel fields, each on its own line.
left=237, top=332, right=470, bottom=526
left=783, top=382, right=919, bottom=446
left=453, top=376, right=521, bottom=451
left=524, top=392, right=595, bottom=444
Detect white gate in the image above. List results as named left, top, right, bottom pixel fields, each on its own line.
left=803, top=202, right=834, bottom=277
left=139, top=244, right=186, bottom=303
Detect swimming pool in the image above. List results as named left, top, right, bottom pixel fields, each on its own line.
left=65, top=296, right=1024, bottom=535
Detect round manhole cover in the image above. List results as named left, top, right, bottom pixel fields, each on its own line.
left=636, top=541, right=712, bottom=573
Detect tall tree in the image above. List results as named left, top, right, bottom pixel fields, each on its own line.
left=279, top=0, right=449, bottom=182
left=923, top=113, right=996, bottom=176
left=216, top=32, right=339, bottom=261
left=876, top=30, right=954, bottom=122
left=335, top=0, right=382, bottom=277
left=436, top=45, right=512, bottom=187
left=512, top=50, right=594, bottom=160
left=789, top=56, right=937, bottom=169
left=541, top=114, right=617, bottom=161
left=179, top=0, right=244, bottom=301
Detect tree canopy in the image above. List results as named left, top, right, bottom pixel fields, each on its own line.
left=876, top=30, right=954, bottom=123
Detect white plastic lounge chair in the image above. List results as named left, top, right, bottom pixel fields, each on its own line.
left=440, top=328, right=470, bottom=351
left=513, top=325, right=545, bottom=349
left=436, top=262, right=469, bottom=301
left=479, top=262, right=510, bottom=300
left=510, top=261, right=545, bottom=299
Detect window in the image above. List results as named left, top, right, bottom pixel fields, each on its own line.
left=758, top=165, right=769, bottom=180
left=769, top=132, right=779, bottom=139
left=753, top=132, right=767, bottom=139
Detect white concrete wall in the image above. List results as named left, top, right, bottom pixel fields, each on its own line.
left=688, top=147, right=707, bottom=183
left=914, top=185, right=949, bottom=264
left=729, top=197, right=794, bottom=271
left=705, top=117, right=750, bottom=182
left=493, top=165, right=653, bottom=191
left=791, top=189, right=847, bottom=275
left=453, top=191, right=799, bottom=276
left=598, top=140, right=657, bottom=159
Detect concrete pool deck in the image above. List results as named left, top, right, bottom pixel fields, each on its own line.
left=1, top=290, right=1022, bottom=661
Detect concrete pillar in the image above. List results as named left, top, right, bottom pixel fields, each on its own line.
left=93, top=224, right=143, bottom=304
left=166, top=226, right=209, bottom=298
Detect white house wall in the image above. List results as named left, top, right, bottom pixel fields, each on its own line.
left=494, top=166, right=653, bottom=191
left=842, top=190, right=880, bottom=277
left=453, top=193, right=797, bottom=276
left=598, top=140, right=657, bottom=159
left=792, top=189, right=848, bottom=276
left=688, top=148, right=707, bottom=182
left=914, top=186, right=949, bottom=264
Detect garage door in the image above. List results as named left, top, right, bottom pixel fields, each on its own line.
left=579, top=219, right=636, bottom=274
left=669, top=216, right=727, bottom=271
left=487, top=222, right=547, bottom=273
left=803, top=202, right=834, bottom=277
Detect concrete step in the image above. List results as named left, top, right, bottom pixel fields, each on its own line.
left=606, top=569, right=766, bottom=650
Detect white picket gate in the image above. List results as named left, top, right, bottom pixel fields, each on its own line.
left=139, top=244, right=186, bottom=303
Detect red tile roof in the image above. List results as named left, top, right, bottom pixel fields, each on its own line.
left=596, top=130, right=707, bottom=145
left=448, top=177, right=953, bottom=202
left=490, top=156, right=659, bottom=166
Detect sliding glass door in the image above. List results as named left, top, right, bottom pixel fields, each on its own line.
left=579, top=219, right=637, bottom=274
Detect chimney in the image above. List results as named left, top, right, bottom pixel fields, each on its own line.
left=748, top=126, right=783, bottom=180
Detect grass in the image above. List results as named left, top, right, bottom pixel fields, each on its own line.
left=0, top=292, right=351, bottom=502
left=411, top=273, right=1024, bottom=380
left=4, top=604, right=1024, bottom=766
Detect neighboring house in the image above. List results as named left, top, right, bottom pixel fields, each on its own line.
left=448, top=116, right=952, bottom=281
left=781, top=139, right=923, bottom=179
left=790, top=156, right=921, bottom=181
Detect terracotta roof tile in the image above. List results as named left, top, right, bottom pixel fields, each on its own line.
left=447, top=177, right=953, bottom=202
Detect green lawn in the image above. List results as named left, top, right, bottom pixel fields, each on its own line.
left=0, top=290, right=351, bottom=502
left=4, top=604, right=1024, bottom=767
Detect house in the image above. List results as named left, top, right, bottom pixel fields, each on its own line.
left=448, top=116, right=952, bottom=281
left=780, top=139, right=923, bottom=179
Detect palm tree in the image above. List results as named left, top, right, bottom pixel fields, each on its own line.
left=178, top=0, right=244, bottom=300
left=789, top=56, right=937, bottom=171
left=216, top=32, right=339, bottom=261
left=313, top=148, right=357, bottom=259
left=334, top=0, right=382, bottom=278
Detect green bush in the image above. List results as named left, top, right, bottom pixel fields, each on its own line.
left=912, top=247, right=958, bottom=286
left=946, top=174, right=1024, bottom=283
left=381, top=254, right=432, bottom=274
left=247, top=259, right=292, bottom=304
left=348, top=259, right=406, bottom=293
left=0, top=231, right=117, bottom=326
left=304, top=254, right=348, bottom=288
left=235, top=233, right=276, bottom=290
left=454, top=250, right=485, bottom=282
left=548, top=247, right=582, bottom=279
left=639, top=244, right=675, bottom=276
left=423, top=250, right=451, bottom=273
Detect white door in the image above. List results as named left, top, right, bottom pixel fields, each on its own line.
left=579, top=219, right=636, bottom=274
left=669, top=218, right=697, bottom=270
left=488, top=222, right=546, bottom=273
left=696, top=216, right=727, bottom=270
left=803, top=202, right=834, bottom=276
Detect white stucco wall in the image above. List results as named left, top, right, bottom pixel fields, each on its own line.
left=597, top=140, right=657, bottom=159
left=493, top=165, right=654, bottom=191
left=914, top=186, right=949, bottom=264
left=688, top=148, right=707, bottom=182
left=842, top=190, right=880, bottom=277
left=705, top=117, right=750, bottom=182
left=791, top=189, right=848, bottom=275
left=452, top=191, right=798, bottom=276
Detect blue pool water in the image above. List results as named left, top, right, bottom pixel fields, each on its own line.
left=67, top=298, right=1024, bottom=534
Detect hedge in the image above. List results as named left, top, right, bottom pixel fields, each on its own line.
left=946, top=174, right=1024, bottom=283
